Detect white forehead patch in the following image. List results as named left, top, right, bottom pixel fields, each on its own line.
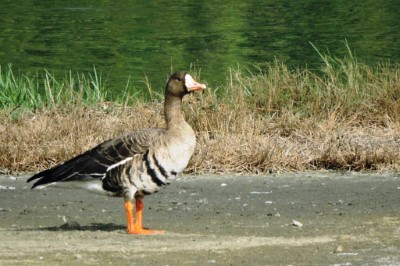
left=184, top=74, right=196, bottom=88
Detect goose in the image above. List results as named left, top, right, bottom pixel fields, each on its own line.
left=27, top=71, right=206, bottom=235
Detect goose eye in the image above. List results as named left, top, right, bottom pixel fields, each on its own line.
left=176, top=77, right=182, bottom=82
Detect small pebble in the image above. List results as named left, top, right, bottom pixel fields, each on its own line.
left=292, top=220, right=303, bottom=227
left=334, top=245, right=344, bottom=253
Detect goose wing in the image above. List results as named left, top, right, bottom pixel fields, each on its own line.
left=27, top=128, right=165, bottom=188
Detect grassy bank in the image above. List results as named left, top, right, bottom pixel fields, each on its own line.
left=1, top=50, right=400, bottom=174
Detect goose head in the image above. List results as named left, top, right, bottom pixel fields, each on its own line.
left=166, top=71, right=206, bottom=98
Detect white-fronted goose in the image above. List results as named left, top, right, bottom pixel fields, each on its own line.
left=27, top=71, right=206, bottom=234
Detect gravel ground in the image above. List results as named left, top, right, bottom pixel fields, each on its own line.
left=0, top=172, right=399, bottom=265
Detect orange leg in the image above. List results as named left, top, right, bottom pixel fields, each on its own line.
left=124, top=198, right=165, bottom=235
left=125, top=201, right=136, bottom=233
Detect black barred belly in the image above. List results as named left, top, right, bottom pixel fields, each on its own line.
left=139, top=150, right=173, bottom=195
left=101, top=150, right=177, bottom=196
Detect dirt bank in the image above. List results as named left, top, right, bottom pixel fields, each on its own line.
left=0, top=172, right=399, bottom=265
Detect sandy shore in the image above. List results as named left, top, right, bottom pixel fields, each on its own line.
left=0, top=172, right=399, bottom=265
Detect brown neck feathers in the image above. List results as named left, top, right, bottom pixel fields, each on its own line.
left=164, top=92, right=185, bottom=127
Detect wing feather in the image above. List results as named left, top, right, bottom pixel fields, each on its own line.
left=27, top=128, right=164, bottom=188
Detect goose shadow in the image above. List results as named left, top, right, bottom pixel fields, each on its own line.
left=16, top=222, right=126, bottom=232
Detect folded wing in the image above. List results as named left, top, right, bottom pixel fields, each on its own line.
left=27, top=128, right=165, bottom=188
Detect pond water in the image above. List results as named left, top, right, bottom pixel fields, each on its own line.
left=1, top=0, right=400, bottom=96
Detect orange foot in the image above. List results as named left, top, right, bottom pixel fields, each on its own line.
left=125, top=199, right=166, bottom=235
left=127, top=228, right=166, bottom=235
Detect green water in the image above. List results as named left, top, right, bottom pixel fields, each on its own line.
left=1, top=0, right=400, bottom=97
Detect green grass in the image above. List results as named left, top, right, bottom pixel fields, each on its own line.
left=221, top=43, right=400, bottom=122
left=1, top=45, right=400, bottom=123
left=0, top=65, right=108, bottom=110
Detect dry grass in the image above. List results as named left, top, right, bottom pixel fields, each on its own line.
left=1, top=50, right=400, bottom=174
left=0, top=103, right=164, bottom=173
left=191, top=116, right=400, bottom=174
left=1, top=99, right=400, bottom=175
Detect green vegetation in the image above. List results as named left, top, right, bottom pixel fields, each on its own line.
left=2, top=46, right=400, bottom=123
left=0, top=65, right=108, bottom=110
left=220, top=44, right=400, bottom=122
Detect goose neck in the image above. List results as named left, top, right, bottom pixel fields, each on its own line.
left=164, top=93, right=185, bottom=126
